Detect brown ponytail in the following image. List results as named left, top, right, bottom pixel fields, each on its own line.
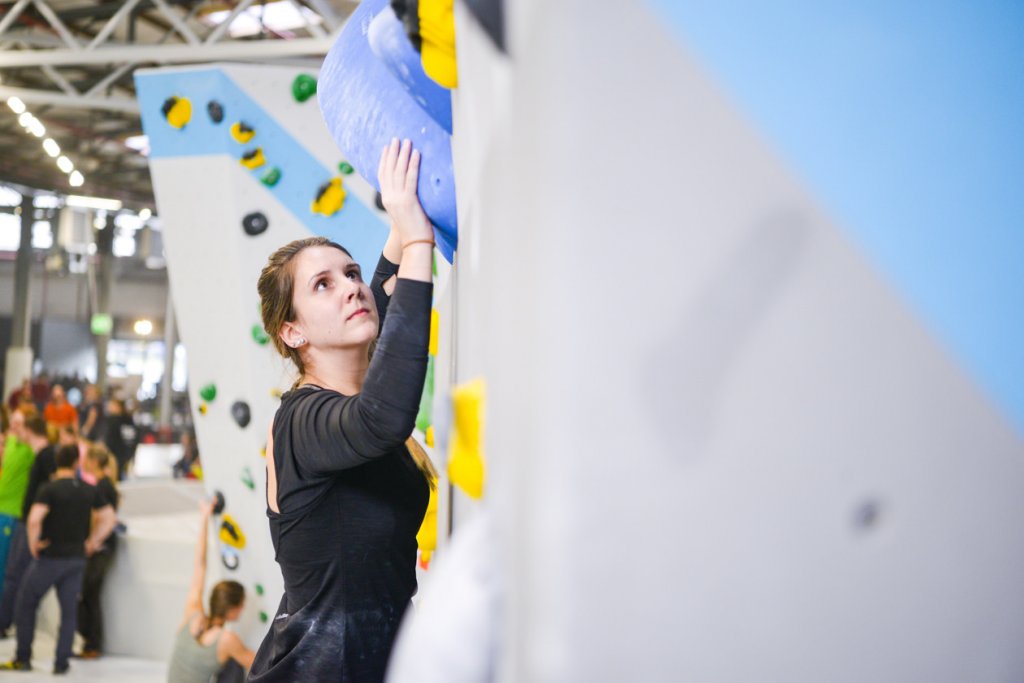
left=208, top=580, right=245, bottom=624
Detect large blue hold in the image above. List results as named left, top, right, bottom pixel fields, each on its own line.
left=318, top=0, right=458, bottom=261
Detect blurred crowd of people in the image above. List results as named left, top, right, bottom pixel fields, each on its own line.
left=7, top=375, right=139, bottom=481
left=0, top=373, right=202, bottom=672
left=0, top=378, right=127, bottom=672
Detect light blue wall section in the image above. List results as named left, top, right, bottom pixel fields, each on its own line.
left=134, top=67, right=387, bottom=272
left=645, top=2, right=1024, bottom=434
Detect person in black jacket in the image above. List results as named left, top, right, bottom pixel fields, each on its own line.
left=75, top=445, right=120, bottom=659
left=247, top=139, right=437, bottom=682
left=102, top=399, right=137, bottom=481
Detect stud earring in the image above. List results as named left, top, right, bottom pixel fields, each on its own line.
left=295, top=338, right=306, bottom=348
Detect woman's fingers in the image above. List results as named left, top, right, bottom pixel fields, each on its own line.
left=393, top=138, right=412, bottom=186
left=406, top=149, right=421, bottom=192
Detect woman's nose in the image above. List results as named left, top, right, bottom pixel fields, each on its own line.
left=343, top=279, right=363, bottom=300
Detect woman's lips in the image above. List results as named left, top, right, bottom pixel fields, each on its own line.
left=347, top=308, right=369, bottom=321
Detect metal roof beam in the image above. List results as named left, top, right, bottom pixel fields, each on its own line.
left=0, top=85, right=140, bottom=112
left=0, top=34, right=335, bottom=66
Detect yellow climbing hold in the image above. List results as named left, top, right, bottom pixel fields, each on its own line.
left=429, top=308, right=439, bottom=356
left=219, top=514, right=246, bottom=549
left=162, top=96, right=192, bottom=129
left=425, top=425, right=435, bottom=448
left=311, top=177, right=346, bottom=217
left=199, top=403, right=208, bottom=415
left=416, top=482, right=438, bottom=565
left=419, top=0, right=457, bottom=88
left=447, top=378, right=485, bottom=499
left=230, top=121, right=255, bottom=143
left=240, top=148, right=265, bottom=169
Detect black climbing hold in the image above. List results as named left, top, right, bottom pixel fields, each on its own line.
left=375, top=191, right=385, bottom=211
left=231, top=400, right=251, bottom=428
left=207, top=100, right=224, bottom=123
left=161, top=97, right=176, bottom=118
left=212, top=490, right=225, bottom=515
left=242, top=212, right=269, bottom=236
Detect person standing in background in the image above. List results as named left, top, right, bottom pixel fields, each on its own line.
left=103, top=399, right=137, bottom=481
left=0, top=407, right=37, bottom=597
left=0, top=414, right=54, bottom=637
left=30, top=375, right=49, bottom=413
left=75, top=445, right=120, bottom=659
left=43, top=385, right=78, bottom=434
left=78, top=384, right=104, bottom=442
left=6, top=379, right=31, bottom=413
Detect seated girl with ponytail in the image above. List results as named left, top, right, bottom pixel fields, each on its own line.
left=166, top=499, right=255, bottom=683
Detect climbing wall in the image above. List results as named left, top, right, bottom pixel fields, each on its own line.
left=134, top=63, right=392, bottom=645
left=387, top=1, right=1024, bottom=682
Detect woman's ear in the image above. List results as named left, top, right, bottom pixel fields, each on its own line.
left=279, top=321, right=305, bottom=350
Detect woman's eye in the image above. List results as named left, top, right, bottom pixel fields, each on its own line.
left=314, top=279, right=329, bottom=291
left=346, top=270, right=361, bottom=281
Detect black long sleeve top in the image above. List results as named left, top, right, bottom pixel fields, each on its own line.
left=248, top=255, right=432, bottom=683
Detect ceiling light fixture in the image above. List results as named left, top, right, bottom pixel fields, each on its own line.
left=66, top=194, right=122, bottom=211
left=6, top=96, right=26, bottom=114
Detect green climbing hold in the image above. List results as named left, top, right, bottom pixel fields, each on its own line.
left=415, top=356, right=435, bottom=434
left=292, top=74, right=317, bottom=103
left=338, top=161, right=354, bottom=175
left=199, top=384, right=217, bottom=402
left=241, top=466, right=254, bottom=490
left=260, top=611, right=269, bottom=623
left=261, top=167, right=282, bottom=187
left=252, top=324, right=270, bottom=345
left=255, top=584, right=264, bottom=596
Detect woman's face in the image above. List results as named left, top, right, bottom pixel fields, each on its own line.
left=286, top=246, right=379, bottom=352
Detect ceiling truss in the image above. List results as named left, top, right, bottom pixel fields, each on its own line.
left=0, top=0, right=355, bottom=205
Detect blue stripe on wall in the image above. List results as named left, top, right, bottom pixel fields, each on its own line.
left=644, top=1, right=1024, bottom=435
left=134, top=67, right=387, bottom=272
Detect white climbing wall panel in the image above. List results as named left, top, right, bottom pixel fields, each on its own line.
left=444, top=1, right=1024, bottom=682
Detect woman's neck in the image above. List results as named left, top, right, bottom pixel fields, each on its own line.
left=302, top=347, right=371, bottom=395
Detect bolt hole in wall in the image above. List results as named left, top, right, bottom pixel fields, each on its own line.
left=852, top=497, right=884, bottom=533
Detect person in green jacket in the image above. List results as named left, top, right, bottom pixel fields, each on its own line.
left=0, top=407, right=37, bottom=596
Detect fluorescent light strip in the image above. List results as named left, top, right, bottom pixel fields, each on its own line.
left=6, top=96, right=86, bottom=187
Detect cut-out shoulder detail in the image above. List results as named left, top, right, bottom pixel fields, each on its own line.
left=266, top=421, right=279, bottom=514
